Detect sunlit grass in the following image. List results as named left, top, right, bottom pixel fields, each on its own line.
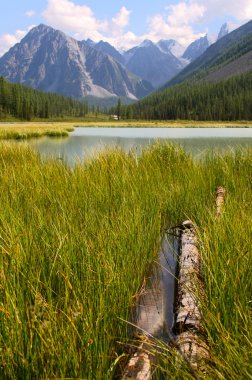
left=0, top=142, right=251, bottom=379
left=0, top=123, right=75, bottom=139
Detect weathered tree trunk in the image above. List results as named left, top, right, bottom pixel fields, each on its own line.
left=174, top=220, right=209, bottom=369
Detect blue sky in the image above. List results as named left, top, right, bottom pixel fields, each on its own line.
left=1, top=0, right=252, bottom=55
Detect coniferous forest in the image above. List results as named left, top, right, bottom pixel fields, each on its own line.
left=119, top=70, right=252, bottom=121
left=0, top=76, right=88, bottom=120
left=2, top=70, right=252, bottom=122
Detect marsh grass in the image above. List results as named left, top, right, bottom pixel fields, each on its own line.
left=0, top=123, right=75, bottom=140
left=0, top=142, right=251, bottom=379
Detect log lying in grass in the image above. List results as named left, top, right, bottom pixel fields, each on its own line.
left=121, top=342, right=152, bottom=380
left=175, top=221, right=201, bottom=331
left=174, top=220, right=209, bottom=369
left=215, top=186, right=226, bottom=218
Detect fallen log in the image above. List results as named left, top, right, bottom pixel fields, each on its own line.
left=174, top=220, right=209, bottom=369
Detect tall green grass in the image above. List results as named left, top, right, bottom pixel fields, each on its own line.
left=0, top=142, right=251, bottom=379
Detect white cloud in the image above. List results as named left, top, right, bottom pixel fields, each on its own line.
left=0, top=28, right=32, bottom=56
left=42, top=0, right=108, bottom=41
left=2, top=0, right=251, bottom=56
left=166, top=1, right=206, bottom=26
left=147, top=2, right=206, bottom=47
left=26, top=10, right=36, bottom=17
left=197, top=0, right=252, bottom=21
left=110, top=6, right=131, bottom=36
left=42, top=0, right=136, bottom=49
left=108, top=32, right=144, bottom=52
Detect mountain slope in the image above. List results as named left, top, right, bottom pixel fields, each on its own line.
left=0, top=24, right=153, bottom=99
left=182, top=35, right=209, bottom=62
left=156, top=39, right=185, bottom=58
left=123, top=70, right=252, bottom=121
left=91, top=40, right=125, bottom=65
left=124, top=40, right=183, bottom=88
left=164, top=20, right=252, bottom=87
left=121, top=20, right=252, bottom=121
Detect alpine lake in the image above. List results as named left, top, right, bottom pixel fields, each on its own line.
left=26, top=126, right=252, bottom=165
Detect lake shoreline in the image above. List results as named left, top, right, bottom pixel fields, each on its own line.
left=1, top=120, right=252, bottom=130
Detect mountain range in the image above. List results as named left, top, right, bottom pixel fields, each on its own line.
left=164, top=19, right=252, bottom=88
left=0, top=22, right=240, bottom=103
left=87, top=36, right=209, bottom=87
left=0, top=24, right=153, bottom=100
left=124, top=20, right=252, bottom=121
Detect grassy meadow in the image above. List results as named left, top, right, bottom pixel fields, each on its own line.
left=0, top=142, right=251, bottom=379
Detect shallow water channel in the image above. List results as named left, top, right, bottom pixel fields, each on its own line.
left=25, top=127, right=252, bottom=342
left=133, top=234, right=178, bottom=341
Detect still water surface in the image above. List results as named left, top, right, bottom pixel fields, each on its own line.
left=28, top=127, right=252, bottom=165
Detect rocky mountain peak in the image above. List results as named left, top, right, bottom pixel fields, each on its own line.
left=218, top=23, right=229, bottom=40
left=139, top=39, right=155, bottom=48
left=182, top=35, right=209, bottom=62
left=157, top=39, right=185, bottom=58
left=0, top=24, right=153, bottom=100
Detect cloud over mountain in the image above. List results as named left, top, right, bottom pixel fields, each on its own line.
left=1, top=0, right=252, bottom=56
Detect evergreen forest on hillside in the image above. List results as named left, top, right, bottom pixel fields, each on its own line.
left=120, top=70, right=252, bottom=121
left=1, top=69, right=252, bottom=122
left=0, top=77, right=88, bottom=120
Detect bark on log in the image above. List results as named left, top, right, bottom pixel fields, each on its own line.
left=121, top=343, right=152, bottom=380
left=174, top=220, right=209, bottom=369
left=215, top=186, right=226, bottom=218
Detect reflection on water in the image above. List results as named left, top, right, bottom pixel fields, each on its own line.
left=71, top=127, right=252, bottom=138
left=28, top=133, right=252, bottom=166
left=134, top=235, right=178, bottom=341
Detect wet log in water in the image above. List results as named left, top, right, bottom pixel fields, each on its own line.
left=174, top=220, right=210, bottom=369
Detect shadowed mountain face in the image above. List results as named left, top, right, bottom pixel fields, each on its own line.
left=0, top=24, right=153, bottom=99
left=91, top=40, right=125, bottom=65
left=89, top=38, right=186, bottom=89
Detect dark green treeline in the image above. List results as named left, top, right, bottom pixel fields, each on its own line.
left=119, top=71, right=252, bottom=121
left=0, top=77, right=88, bottom=120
